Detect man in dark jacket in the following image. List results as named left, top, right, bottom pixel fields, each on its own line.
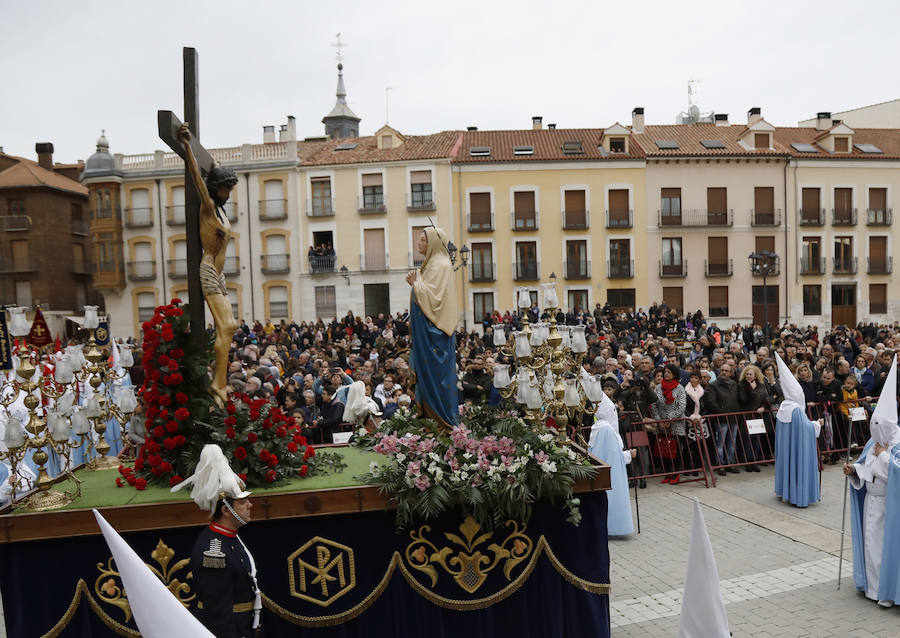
left=706, top=363, right=740, bottom=475
left=461, top=354, right=492, bottom=403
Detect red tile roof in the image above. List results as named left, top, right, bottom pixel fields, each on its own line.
left=0, top=154, right=88, bottom=195
left=632, top=124, right=789, bottom=157
left=453, top=129, right=645, bottom=163
left=300, top=131, right=462, bottom=166
left=774, top=127, right=900, bottom=159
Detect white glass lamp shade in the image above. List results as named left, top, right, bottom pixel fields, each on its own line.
left=85, top=396, right=101, bottom=419
left=517, top=288, right=532, bottom=310
left=558, top=325, right=572, bottom=350
left=8, top=307, right=29, bottom=337
left=571, top=325, right=588, bottom=353
left=48, top=411, right=71, bottom=442
left=71, top=410, right=91, bottom=435
left=492, top=364, right=511, bottom=388
left=117, top=386, right=138, bottom=414
left=525, top=382, right=544, bottom=409
left=492, top=324, right=507, bottom=344
left=120, top=345, right=134, bottom=368
left=83, top=305, right=100, bottom=330
left=583, top=375, right=605, bottom=402
left=542, top=282, right=559, bottom=309
left=515, top=368, right=533, bottom=404
left=530, top=323, right=544, bottom=346
left=563, top=378, right=581, bottom=407
left=514, top=332, right=532, bottom=358
left=55, top=357, right=74, bottom=384
left=67, top=345, right=86, bottom=371
left=3, top=415, right=25, bottom=449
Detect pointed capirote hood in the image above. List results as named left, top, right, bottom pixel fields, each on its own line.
left=93, top=510, right=214, bottom=638
left=677, top=498, right=730, bottom=638
left=870, top=356, right=899, bottom=446
left=775, top=352, right=804, bottom=422
left=588, top=390, right=619, bottom=448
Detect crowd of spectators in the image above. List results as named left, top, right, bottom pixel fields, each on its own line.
left=212, top=303, right=900, bottom=481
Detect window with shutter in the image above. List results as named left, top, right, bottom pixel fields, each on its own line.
left=662, top=287, right=684, bottom=314
left=801, top=188, right=821, bottom=223
left=834, top=188, right=853, bottom=223
left=410, top=171, right=433, bottom=209
left=564, top=189, right=586, bottom=228
left=470, top=243, right=494, bottom=281
left=660, top=188, right=681, bottom=225
left=755, top=236, right=775, bottom=253
left=834, top=137, right=849, bottom=152
left=870, top=284, right=887, bottom=314
left=707, top=237, right=728, bottom=274
left=754, top=133, right=769, bottom=149
left=707, top=187, right=728, bottom=224
left=709, top=286, right=728, bottom=316
left=869, top=236, right=888, bottom=273
left=607, top=189, right=629, bottom=227
left=802, top=285, right=821, bottom=315
left=469, top=192, right=492, bottom=229
left=473, top=292, right=495, bottom=325
left=754, top=186, right=775, bottom=224
left=513, top=191, right=536, bottom=229
left=515, top=242, right=538, bottom=280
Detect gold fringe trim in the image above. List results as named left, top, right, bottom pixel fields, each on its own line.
left=264, top=536, right=610, bottom=627
left=41, top=579, right=141, bottom=638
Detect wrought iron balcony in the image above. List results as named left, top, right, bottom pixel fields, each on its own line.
left=704, top=259, right=733, bottom=277
left=223, top=256, right=240, bottom=277
left=0, top=257, right=35, bottom=273
left=261, top=253, right=289, bottom=274
left=659, top=260, right=687, bottom=277
left=71, top=261, right=94, bottom=276
left=407, top=193, right=436, bottom=212
left=832, top=208, right=857, bottom=225
left=512, top=211, right=539, bottom=231
left=306, top=198, right=335, bottom=217
left=166, top=205, right=185, bottom=225
left=360, top=253, right=390, bottom=271
left=469, top=262, right=496, bottom=282
left=866, top=208, right=892, bottom=226
left=563, top=260, right=591, bottom=280
left=70, top=219, right=90, bottom=235
left=832, top=256, right=858, bottom=274
left=605, top=209, right=631, bottom=229
left=513, top=261, right=540, bottom=281
left=799, top=257, right=826, bottom=275
left=750, top=209, right=782, bottom=226
left=0, top=215, right=31, bottom=231
left=126, top=260, right=156, bottom=281
left=124, top=208, right=153, bottom=228
left=658, top=209, right=733, bottom=227
left=259, top=199, right=287, bottom=221
left=467, top=212, right=494, bottom=232
left=867, top=257, right=892, bottom=275
left=309, top=254, right=336, bottom=273
left=562, top=209, right=589, bottom=230
left=798, top=208, right=825, bottom=226
left=358, top=196, right=387, bottom=214
left=607, top=259, right=634, bottom=278
left=167, top=258, right=188, bottom=278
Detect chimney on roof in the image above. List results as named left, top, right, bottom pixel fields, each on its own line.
left=632, top=107, right=645, bottom=134
left=714, top=113, right=729, bottom=127
left=532, top=116, right=543, bottom=130
left=278, top=124, right=289, bottom=142
left=548, top=123, right=557, bottom=129
left=467, top=126, right=477, bottom=131
left=816, top=112, right=832, bottom=131
left=747, top=107, right=762, bottom=126
left=263, top=125, right=276, bottom=143
left=35, top=142, right=53, bottom=170
left=287, top=115, right=296, bottom=141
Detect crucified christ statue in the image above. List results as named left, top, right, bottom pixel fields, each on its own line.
left=177, top=123, right=238, bottom=407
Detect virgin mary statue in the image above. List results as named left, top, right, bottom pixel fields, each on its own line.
left=406, top=227, right=459, bottom=429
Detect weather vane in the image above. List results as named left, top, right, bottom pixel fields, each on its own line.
left=332, top=33, right=347, bottom=64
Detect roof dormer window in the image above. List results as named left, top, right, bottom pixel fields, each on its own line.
left=382, top=135, right=393, bottom=149
left=754, top=133, right=769, bottom=150
left=609, top=137, right=626, bottom=153
left=834, top=136, right=849, bottom=153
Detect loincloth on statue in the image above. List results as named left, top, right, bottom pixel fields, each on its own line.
left=200, top=261, right=228, bottom=297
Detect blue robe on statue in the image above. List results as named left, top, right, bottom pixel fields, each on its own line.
left=409, top=292, right=458, bottom=428
left=849, top=440, right=900, bottom=604
left=774, top=406, right=820, bottom=507
left=589, top=420, right=633, bottom=536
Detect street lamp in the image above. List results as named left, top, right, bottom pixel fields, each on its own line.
left=447, top=241, right=470, bottom=330
left=340, top=264, right=350, bottom=285
left=749, top=250, right=779, bottom=345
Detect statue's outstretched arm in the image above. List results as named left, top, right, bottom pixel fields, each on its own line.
left=177, top=123, right=215, bottom=215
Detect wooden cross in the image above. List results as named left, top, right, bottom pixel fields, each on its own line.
left=157, top=47, right=212, bottom=344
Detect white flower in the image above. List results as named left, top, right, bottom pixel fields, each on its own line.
left=566, top=448, right=577, bottom=461
left=540, top=461, right=558, bottom=474
left=460, top=471, right=469, bottom=481
left=539, top=433, right=554, bottom=443
left=396, top=453, right=406, bottom=464
left=463, top=452, right=472, bottom=460
left=429, top=452, right=441, bottom=463
left=358, top=427, right=367, bottom=436
left=433, top=467, right=444, bottom=482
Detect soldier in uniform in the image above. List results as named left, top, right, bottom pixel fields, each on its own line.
left=172, top=445, right=262, bottom=637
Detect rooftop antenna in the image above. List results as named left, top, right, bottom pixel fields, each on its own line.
left=687, top=79, right=701, bottom=123
left=332, top=32, right=347, bottom=63
left=385, top=86, right=399, bottom=125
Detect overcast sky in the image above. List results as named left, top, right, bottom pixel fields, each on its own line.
left=2, top=0, right=899, bottom=163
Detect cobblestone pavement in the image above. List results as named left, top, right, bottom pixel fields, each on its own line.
left=609, top=464, right=900, bottom=636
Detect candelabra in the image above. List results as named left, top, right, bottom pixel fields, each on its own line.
left=491, top=279, right=606, bottom=445
left=0, top=305, right=137, bottom=510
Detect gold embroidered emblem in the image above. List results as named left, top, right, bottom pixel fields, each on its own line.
left=404, top=515, right=534, bottom=594
left=288, top=536, right=356, bottom=607
left=94, top=539, right=195, bottom=623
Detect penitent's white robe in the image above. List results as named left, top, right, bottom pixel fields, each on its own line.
left=849, top=451, right=892, bottom=600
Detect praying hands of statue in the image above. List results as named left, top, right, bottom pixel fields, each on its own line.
left=406, top=270, right=417, bottom=286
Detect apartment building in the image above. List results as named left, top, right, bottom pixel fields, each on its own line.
left=453, top=119, right=646, bottom=326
